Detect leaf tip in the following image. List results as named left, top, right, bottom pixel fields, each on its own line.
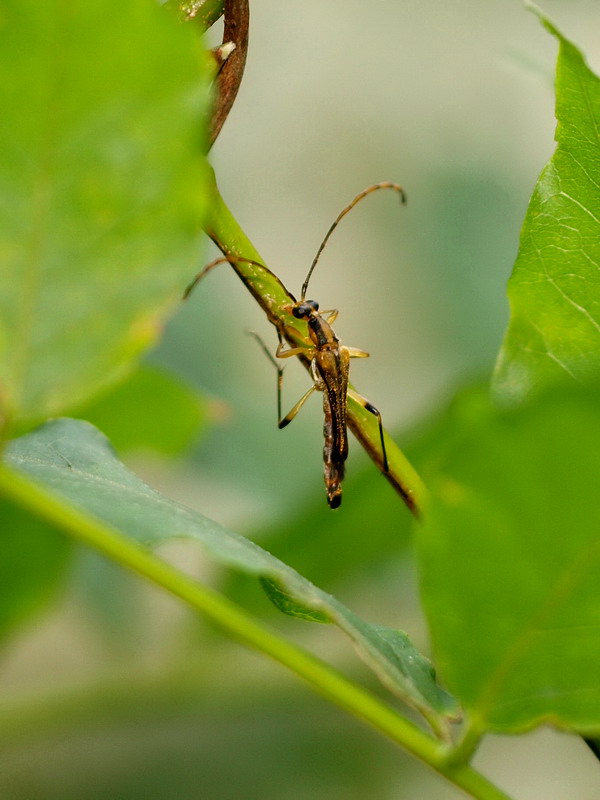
left=525, top=2, right=563, bottom=43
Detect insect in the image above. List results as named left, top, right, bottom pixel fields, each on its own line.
left=186, top=182, right=406, bottom=508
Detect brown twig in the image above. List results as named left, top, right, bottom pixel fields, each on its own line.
left=209, top=0, right=249, bottom=148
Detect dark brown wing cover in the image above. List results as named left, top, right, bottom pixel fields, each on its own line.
left=316, top=348, right=350, bottom=507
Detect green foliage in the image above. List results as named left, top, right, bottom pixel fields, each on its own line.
left=260, top=577, right=331, bottom=623
left=2, top=4, right=600, bottom=799
left=0, top=499, right=71, bottom=642
left=494, top=8, right=600, bottom=403
left=0, top=0, right=210, bottom=427
left=417, top=385, right=600, bottom=735
left=4, top=417, right=457, bottom=722
left=227, top=464, right=413, bottom=613
left=74, top=365, right=210, bottom=455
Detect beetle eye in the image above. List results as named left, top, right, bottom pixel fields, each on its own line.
left=306, top=300, right=319, bottom=311
left=292, top=303, right=312, bottom=319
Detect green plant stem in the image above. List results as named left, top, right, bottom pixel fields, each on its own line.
left=0, top=463, right=512, bottom=800
left=166, top=0, right=224, bottom=28
left=448, top=719, right=486, bottom=767
left=204, top=181, right=428, bottom=515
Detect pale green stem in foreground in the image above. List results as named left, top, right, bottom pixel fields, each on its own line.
left=0, top=464, right=514, bottom=800
left=449, top=718, right=487, bottom=768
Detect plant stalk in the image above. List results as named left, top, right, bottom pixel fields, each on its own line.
left=203, top=181, right=428, bottom=515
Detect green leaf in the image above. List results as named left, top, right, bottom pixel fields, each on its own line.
left=416, top=384, right=600, bottom=734
left=74, top=365, right=210, bottom=455
left=226, top=405, right=454, bottom=613
left=4, top=418, right=458, bottom=723
left=0, top=0, right=210, bottom=426
left=260, top=578, right=330, bottom=623
left=228, top=469, right=412, bottom=611
left=493, top=10, right=600, bottom=403
left=0, top=499, right=71, bottom=642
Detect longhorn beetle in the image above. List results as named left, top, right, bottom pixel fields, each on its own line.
left=185, top=182, right=406, bottom=507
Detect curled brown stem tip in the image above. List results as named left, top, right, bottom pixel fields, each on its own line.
left=209, top=0, right=249, bottom=148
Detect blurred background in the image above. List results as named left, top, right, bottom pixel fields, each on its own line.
left=2, top=1, right=600, bottom=797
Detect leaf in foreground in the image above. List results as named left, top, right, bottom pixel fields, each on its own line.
left=4, top=418, right=458, bottom=723
left=416, top=385, right=600, bottom=734
left=0, top=0, right=210, bottom=425
left=493, top=10, right=600, bottom=403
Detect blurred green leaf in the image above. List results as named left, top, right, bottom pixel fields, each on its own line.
left=0, top=0, right=210, bottom=426
left=0, top=499, right=71, bottom=642
left=493, top=11, right=600, bottom=403
left=232, top=466, right=412, bottom=605
left=227, top=402, right=454, bottom=612
left=75, top=365, right=210, bottom=455
left=416, top=384, right=600, bottom=734
left=70, top=364, right=211, bottom=647
left=5, top=418, right=458, bottom=722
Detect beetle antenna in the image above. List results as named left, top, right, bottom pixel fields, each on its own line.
left=184, top=255, right=290, bottom=300
left=300, top=182, right=406, bottom=300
